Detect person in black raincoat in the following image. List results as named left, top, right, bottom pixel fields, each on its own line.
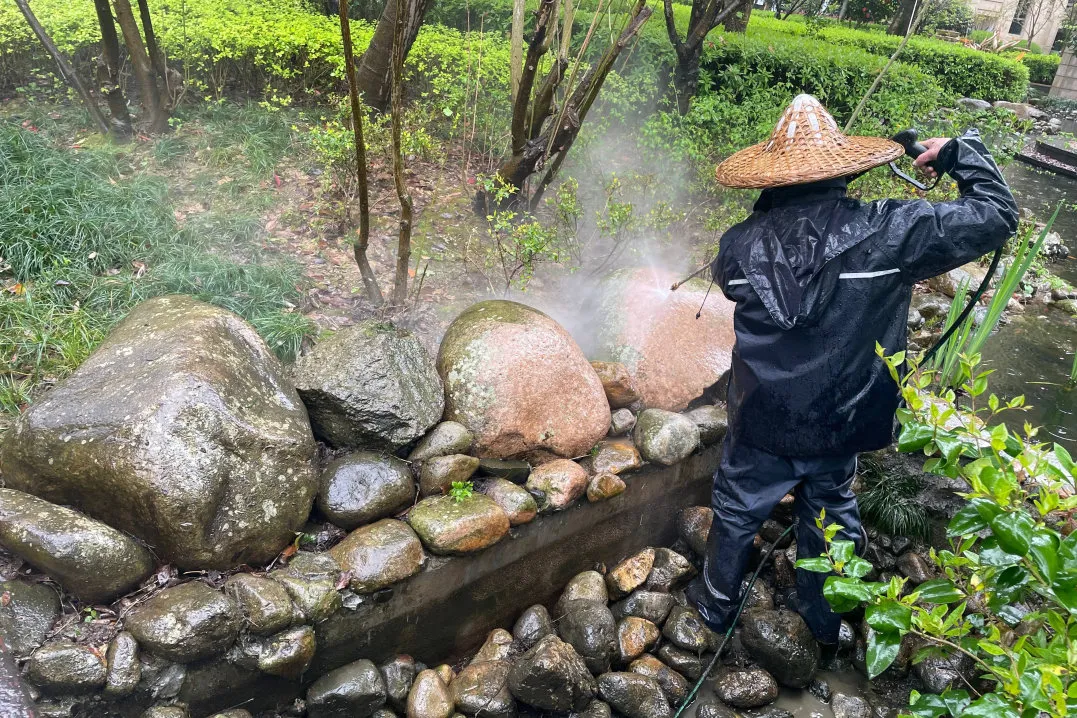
left=686, top=94, right=1019, bottom=646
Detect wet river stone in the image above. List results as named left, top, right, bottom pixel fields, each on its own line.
left=587, top=473, right=626, bottom=502
left=628, top=655, right=688, bottom=704
left=597, top=672, right=671, bottom=718
left=0, top=580, right=59, bottom=657
left=381, top=655, right=416, bottom=712
left=0, top=296, right=317, bottom=570
left=617, top=617, right=660, bottom=663
left=269, top=552, right=342, bottom=623
left=420, top=455, right=480, bottom=497
left=125, top=582, right=240, bottom=663
left=514, top=605, right=555, bottom=650
left=451, top=660, right=515, bottom=717
left=612, top=591, right=675, bottom=624
left=574, top=700, right=612, bottom=718
left=591, top=268, right=735, bottom=411
left=656, top=644, right=704, bottom=680
left=634, top=410, right=700, bottom=466
left=695, top=700, right=736, bottom=718
left=479, top=478, right=538, bottom=525
left=318, top=453, right=415, bottom=530
left=662, top=606, right=715, bottom=652
left=714, top=666, right=778, bottom=709
left=329, top=519, right=425, bottom=593
left=224, top=574, right=296, bottom=636
left=591, top=440, right=642, bottom=475
left=557, top=571, right=608, bottom=614
left=408, top=495, right=510, bottom=555
left=677, top=506, right=712, bottom=556
left=685, top=405, right=727, bottom=445
left=590, top=361, right=641, bottom=409
left=408, top=422, right=474, bottom=462
left=258, top=625, right=316, bottom=679
left=526, top=459, right=588, bottom=512
left=104, top=631, right=140, bottom=697
left=476, top=459, right=531, bottom=483
left=607, top=548, right=655, bottom=599
left=609, top=409, right=636, bottom=437
left=473, top=628, right=515, bottom=663
left=831, top=693, right=872, bottom=718
left=307, top=658, right=387, bottom=718
left=27, top=641, right=106, bottom=694
left=558, top=599, right=617, bottom=674
left=407, top=668, right=454, bottom=718
left=739, top=609, right=819, bottom=688
left=143, top=708, right=189, bottom=718
left=437, top=301, right=610, bottom=461
left=645, top=548, right=694, bottom=592
left=293, top=320, right=444, bottom=452
left=0, top=489, right=155, bottom=603
left=508, top=634, right=595, bottom=712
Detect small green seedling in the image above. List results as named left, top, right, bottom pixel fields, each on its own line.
left=449, top=481, right=474, bottom=503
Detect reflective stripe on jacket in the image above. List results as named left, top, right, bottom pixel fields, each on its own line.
left=712, top=130, right=1019, bottom=457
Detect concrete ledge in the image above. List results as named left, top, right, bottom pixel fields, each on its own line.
left=174, top=442, right=721, bottom=716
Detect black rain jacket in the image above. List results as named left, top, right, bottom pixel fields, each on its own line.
left=712, top=130, right=1020, bottom=457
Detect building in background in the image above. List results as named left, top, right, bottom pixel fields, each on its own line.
left=971, top=0, right=1070, bottom=51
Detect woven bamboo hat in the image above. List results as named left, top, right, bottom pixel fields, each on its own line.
left=714, top=94, right=903, bottom=189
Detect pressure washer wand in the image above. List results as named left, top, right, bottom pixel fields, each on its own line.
left=670, top=262, right=713, bottom=291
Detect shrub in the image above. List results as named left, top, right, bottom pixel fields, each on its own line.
left=1018, top=52, right=1061, bottom=85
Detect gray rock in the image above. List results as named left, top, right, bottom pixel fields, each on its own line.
left=926, top=267, right=973, bottom=298
left=714, top=666, right=778, bottom=709
left=0, top=489, right=155, bottom=603
left=507, top=635, right=596, bottom=712
left=0, top=579, right=59, bottom=656
left=694, top=700, right=736, bottom=718
left=607, top=549, right=655, bottom=600
left=957, top=97, right=991, bottom=112
left=328, top=519, right=425, bottom=593
left=224, top=574, right=296, bottom=636
left=1047, top=117, right=1063, bottom=134
left=645, top=548, right=695, bottom=592
left=750, top=710, right=793, bottom=718
left=513, top=605, right=554, bottom=651
left=628, top=655, right=689, bottom=704
left=142, top=709, right=189, bottom=718
left=209, top=711, right=253, bottom=718
left=907, top=307, right=924, bottom=332
left=596, top=672, right=671, bottom=718
left=913, top=649, right=971, bottom=694
left=677, top=506, right=712, bottom=556
left=633, top=410, right=700, bottom=466
left=610, top=409, right=636, bottom=436
left=258, top=625, right=316, bottom=679
left=558, top=599, right=618, bottom=674
left=408, top=422, right=474, bottom=462
left=587, top=473, right=627, bottom=502
left=572, top=700, right=612, bottom=718
left=307, top=659, right=387, bottom=717
left=656, top=644, right=705, bottom=680
left=451, top=660, right=515, bottom=717
left=611, top=591, right=676, bottom=624
left=294, top=320, right=444, bottom=452
left=557, top=571, right=609, bottom=614
left=407, top=495, right=510, bottom=555
left=913, top=295, right=950, bottom=320
left=381, top=655, right=417, bottom=712
left=739, top=609, right=820, bottom=688
left=407, top=668, right=454, bottom=718
left=472, top=629, right=514, bottom=663
left=420, top=455, right=480, bottom=497
left=741, top=577, right=774, bottom=612
left=685, top=405, right=727, bottom=445
left=104, top=631, right=140, bottom=696
left=475, top=459, right=531, bottom=484
left=480, top=478, right=538, bottom=525
left=662, top=606, right=715, bottom=652
left=268, top=552, right=342, bottom=623
left=125, top=582, right=240, bottom=663
left=759, top=519, right=792, bottom=548
left=831, top=693, right=872, bottom=718
left=0, top=296, right=318, bottom=570
left=27, top=641, right=106, bottom=694
left=318, top=453, right=416, bottom=530
left=808, top=678, right=831, bottom=703
left=896, top=552, right=934, bottom=585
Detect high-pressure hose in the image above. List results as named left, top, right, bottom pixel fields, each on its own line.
left=672, top=523, right=796, bottom=718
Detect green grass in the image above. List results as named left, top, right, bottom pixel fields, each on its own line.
left=857, top=455, right=929, bottom=539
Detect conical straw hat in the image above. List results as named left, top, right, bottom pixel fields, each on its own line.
left=714, top=94, right=903, bottom=189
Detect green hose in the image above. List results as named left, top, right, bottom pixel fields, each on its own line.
left=672, top=523, right=797, bottom=718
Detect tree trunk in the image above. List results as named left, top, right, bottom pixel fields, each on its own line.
left=390, top=0, right=413, bottom=305
left=673, top=45, right=702, bottom=115
left=112, top=0, right=169, bottom=133
left=837, top=0, right=850, bottom=21
left=724, top=0, right=753, bottom=32
left=136, top=0, right=171, bottom=100
left=340, top=0, right=384, bottom=306
left=887, top=0, right=917, bottom=35
left=510, top=0, right=526, bottom=102
left=15, top=0, right=111, bottom=135
left=357, top=0, right=431, bottom=112
left=93, top=0, right=133, bottom=141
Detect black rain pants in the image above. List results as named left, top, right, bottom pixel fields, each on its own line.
left=692, top=435, right=863, bottom=645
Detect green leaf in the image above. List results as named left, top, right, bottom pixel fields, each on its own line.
left=795, top=557, right=832, bottom=574
left=915, top=578, right=965, bottom=604
left=941, top=690, right=972, bottom=717
left=1028, top=529, right=1059, bottom=583
left=947, top=499, right=994, bottom=537
left=979, top=538, right=1022, bottom=568
left=961, top=693, right=1019, bottom=718
left=907, top=691, right=948, bottom=718
left=865, top=628, right=902, bottom=679
left=843, top=556, right=874, bottom=579
left=866, top=599, right=912, bottom=633
left=898, top=421, right=934, bottom=453
left=830, top=539, right=856, bottom=565
left=990, top=510, right=1035, bottom=556
left=822, top=576, right=875, bottom=613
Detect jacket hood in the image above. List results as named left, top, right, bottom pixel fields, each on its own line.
left=736, top=178, right=867, bottom=330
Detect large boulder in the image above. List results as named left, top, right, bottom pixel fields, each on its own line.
left=293, top=320, right=444, bottom=452
left=739, top=609, right=820, bottom=688
left=0, top=296, right=318, bottom=570
left=0, top=489, right=154, bottom=603
left=591, top=268, right=735, bottom=411
left=437, top=301, right=609, bottom=461
left=125, top=582, right=241, bottom=663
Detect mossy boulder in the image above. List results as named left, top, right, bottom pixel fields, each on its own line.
left=0, top=296, right=318, bottom=570
left=328, top=519, right=425, bottom=593
left=0, top=489, right=154, bottom=603
left=437, top=301, right=609, bottom=461
left=592, top=268, right=735, bottom=411
left=407, top=495, right=510, bottom=555
left=633, top=410, right=699, bottom=466
left=125, top=582, right=241, bottom=663
left=293, top=321, right=444, bottom=452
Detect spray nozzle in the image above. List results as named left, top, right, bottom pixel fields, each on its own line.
left=888, top=128, right=940, bottom=191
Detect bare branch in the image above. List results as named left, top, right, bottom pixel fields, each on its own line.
left=511, top=0, right=559, bottom=154
left=390, top=0, right=414, bottom=305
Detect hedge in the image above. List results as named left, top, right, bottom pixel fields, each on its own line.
left=1016, top=53, right=1061, bottom=85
